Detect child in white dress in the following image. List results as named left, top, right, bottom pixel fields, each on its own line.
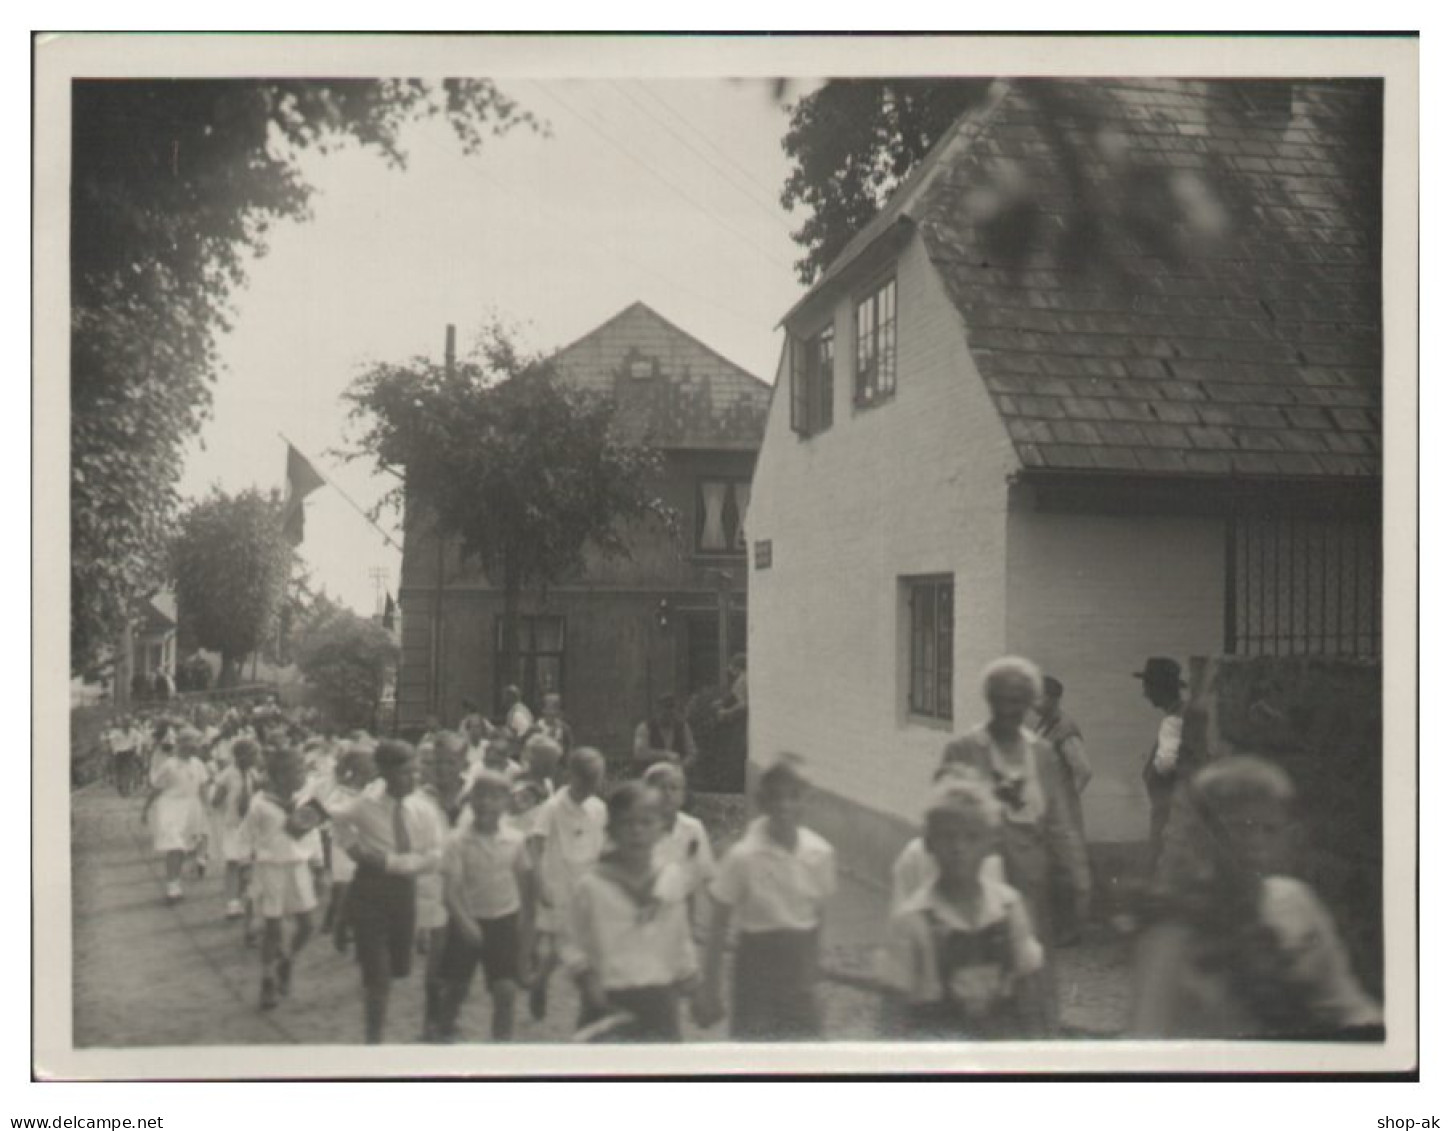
left=211, top=737, right=262, bottom=922
left=241, top=747, right=324, bottom=1010
left=140, top=728, right=211, bottom=903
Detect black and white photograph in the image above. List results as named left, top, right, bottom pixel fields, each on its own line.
left=31, top=32, right=1418, bottom=1079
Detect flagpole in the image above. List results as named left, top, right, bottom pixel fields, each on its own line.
left=278, top=433, right=403, bottom=553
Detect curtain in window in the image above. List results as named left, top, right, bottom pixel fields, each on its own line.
left=732, top=483, right=751, bottom=550
left=700, top=482, right=729, bottom=552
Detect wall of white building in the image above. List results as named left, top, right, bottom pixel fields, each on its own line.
left=1004, top=499, right=1226, bottom=841
left=749, top=233, right=1018, bottom=832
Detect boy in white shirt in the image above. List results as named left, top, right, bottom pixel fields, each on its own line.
left=701, top=754, right=836, bottom=1039
left=437, top=771, right=534, bottom=1041
left=879, top=779, right=1048, bottom=1038
left=566, top=780, right=699, bottom=1041
left=526, top=746, right=606, bottom=1021
left=644, top=761, right=715, bottom=927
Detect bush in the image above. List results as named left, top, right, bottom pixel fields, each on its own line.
left=294, top=608, right=398, bottom=732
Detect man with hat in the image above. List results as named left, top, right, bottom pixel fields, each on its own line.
left=1135, top=657, right=1200, bottom=878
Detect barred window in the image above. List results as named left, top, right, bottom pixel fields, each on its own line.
left=907, top=576, right=953, bottom=721
left=1226, top=512, right=1381, bottom=657
left=855, top=277, right=897, bottom=406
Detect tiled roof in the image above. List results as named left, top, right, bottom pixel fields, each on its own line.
left=551, top=302, right=770, bottom=450
left=840, top=79, right=1383, bottom=480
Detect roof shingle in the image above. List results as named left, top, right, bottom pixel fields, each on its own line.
left=822, top=78, right=1383, bottom=480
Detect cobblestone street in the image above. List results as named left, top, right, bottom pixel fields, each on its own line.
left=71, top=783, right=1129, bottom=1051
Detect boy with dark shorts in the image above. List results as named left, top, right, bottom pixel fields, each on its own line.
left=437, top=771, right=534, bottom=1041
left=332, top=741, right=442, bottom=1044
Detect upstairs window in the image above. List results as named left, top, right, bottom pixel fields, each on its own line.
left=696, top=479, right=751, bottom=555
left=790, top=325, right=834, bottom=437
left=855, top=276, right=897, bottom=407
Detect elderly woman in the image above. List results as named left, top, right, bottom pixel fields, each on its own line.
left=940, top=657, right=1091, bottom=965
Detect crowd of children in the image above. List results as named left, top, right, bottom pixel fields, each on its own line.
left=112, top=658, right=1382, bottom=1044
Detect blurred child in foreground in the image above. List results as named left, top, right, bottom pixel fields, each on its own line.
left=1129, top=756, right=1382, bottom=1040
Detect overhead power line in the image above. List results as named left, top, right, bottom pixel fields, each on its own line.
left=609, top=80, right=795, bottom=238
left=528, top=81, right=796, bottom=275
left=408, top=123, right=777, bottom=335
left=629, top=80, right=799, bottom=220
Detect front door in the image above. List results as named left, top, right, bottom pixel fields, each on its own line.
left=684, top=612, right=746, bottom=698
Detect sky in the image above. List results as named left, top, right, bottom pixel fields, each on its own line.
left=177, top=78, right=815, bottom=615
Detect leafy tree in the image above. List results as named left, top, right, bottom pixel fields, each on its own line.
left=780, top=80, right=992, bottom=283
left=341, top=324, right=670, bottom=711
left=294, top=601, right=399, bottom=731
left=171, top=487, right=293, bottom=687
left=779, top=78, right=1323, bottom=285
left=71, top=79, right=538, bottom=673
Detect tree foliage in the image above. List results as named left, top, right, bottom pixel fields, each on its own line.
left=71, top=79, right=538, bottom=673
left=779, top=78, right=1300, bottom=286
left=780, top=80, right=993, bottom=283
left=171, top=487, right=294, bottom=685
left=341, top=324, right=670, bottom=693
left=294, top=599, right=398, bottom=731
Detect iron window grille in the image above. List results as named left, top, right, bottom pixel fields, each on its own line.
left=1225, top=510, right=1381, bottom=657
left=907, top=576, right=954, bottom=721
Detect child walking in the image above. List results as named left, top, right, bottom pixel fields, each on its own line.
left=643, top=761, right=715, bottom=926
left=241, top=746, right=323, bottom=1010
left=1130, top=756, right=1382, bottom=1039
left=320, top=743, right=376, bottom=953
left=890, top=764, right=1006, bottom=913
left=566, top=781, right=699, bottom=1041
left=526, top=746, right=607, bottom=1021
left=436, top=771, right=534, bottom=1041
left=140, top=727, right=211, bottom=903
left=701, top=754, right=837, bottom=1039
left=501, top=735, right=560, bottom=840
left=415, top=734, right=466, bottom=1041
left=211, top=737, right=261, bottom=923
left=879, top=779, right=1050, bottom=1038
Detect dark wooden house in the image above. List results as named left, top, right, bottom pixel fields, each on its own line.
left=397, top=302, right=770, bottom=757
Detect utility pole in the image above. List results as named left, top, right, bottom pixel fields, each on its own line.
left=429, top=324, right=455, bottom=721
left=368, top=566, right=389, bottom=618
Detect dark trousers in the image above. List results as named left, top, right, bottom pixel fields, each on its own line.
left=580, top=985, right=683, bottom=1042
left=731, top=929, right=820, bottom=1041
left=351, top=871, right=417, bottom=992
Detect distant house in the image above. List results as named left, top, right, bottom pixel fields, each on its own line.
left=133, top=591, right=177, bottom=686
left=747, top=79, right=1382, bottom=863
left=397, top=302, right=771, bottom=755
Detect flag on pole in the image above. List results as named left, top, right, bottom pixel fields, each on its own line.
left=282, top=443, right=326, bottom=546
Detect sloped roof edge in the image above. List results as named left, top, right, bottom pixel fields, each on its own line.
left=553, top=300, right=769, bottom=390
left=778, top=79, right=1015, bottom=329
